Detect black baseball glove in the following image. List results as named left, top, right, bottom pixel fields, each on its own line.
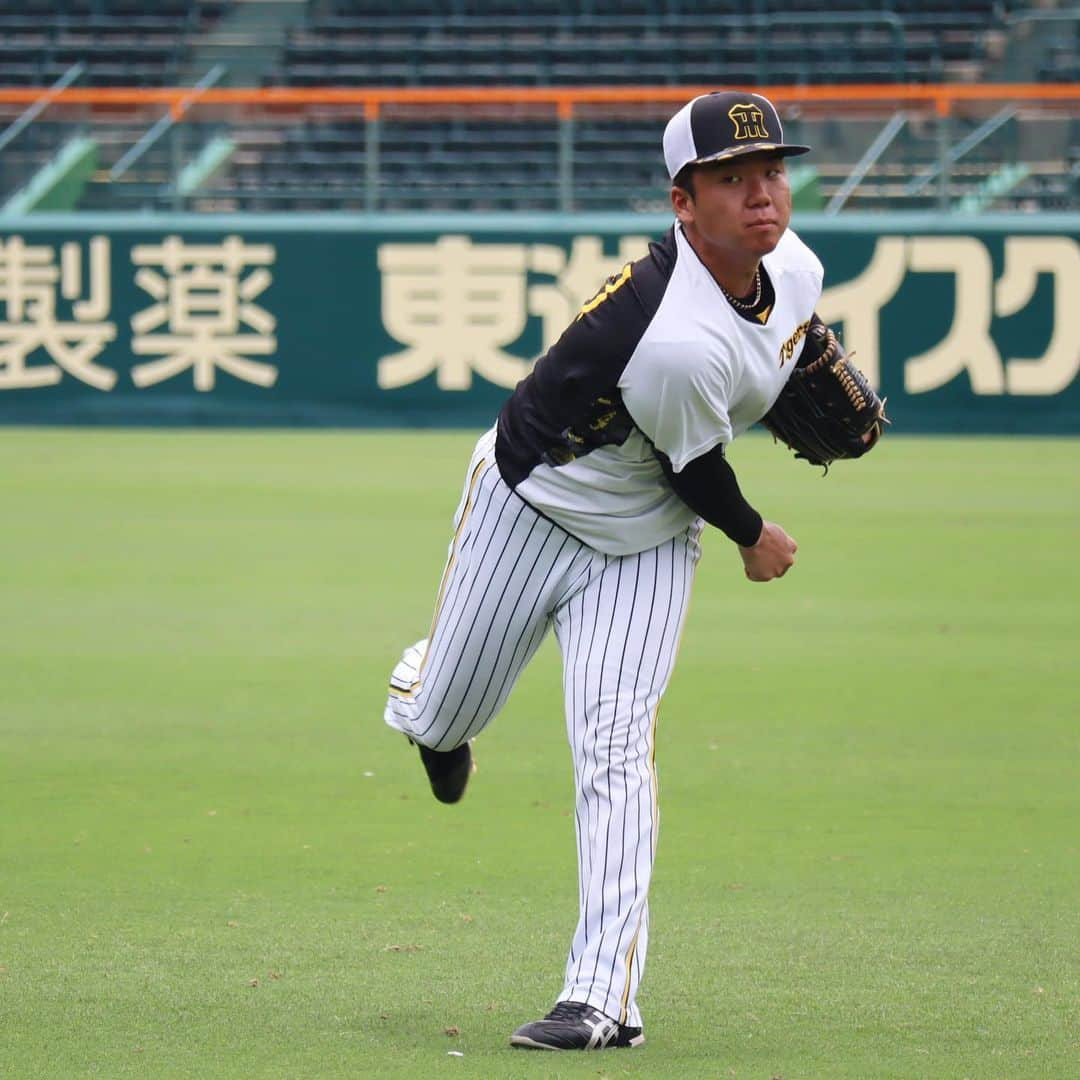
left=761, top=320, right=888, bottom=469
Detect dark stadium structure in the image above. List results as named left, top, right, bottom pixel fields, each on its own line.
left=0, top=0, right=1076, bottom=213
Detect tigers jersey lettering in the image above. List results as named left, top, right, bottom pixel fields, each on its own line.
left=578, top=263, right=633, bottom=319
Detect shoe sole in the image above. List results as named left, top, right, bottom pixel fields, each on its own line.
left=509, top=1035, right=559, bottom=1051
left=509, top=1033, right=645, bottom=1051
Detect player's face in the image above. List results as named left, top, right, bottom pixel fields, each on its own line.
left=672, top=153, right=792, bottom=263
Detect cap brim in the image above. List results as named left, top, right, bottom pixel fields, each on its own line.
left=691, top=142, right=812, bottom=165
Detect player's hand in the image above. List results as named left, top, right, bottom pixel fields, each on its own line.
left=738, top=521, right=797, bottom=582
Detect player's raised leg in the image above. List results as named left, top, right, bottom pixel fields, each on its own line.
left=385, top=427, right=591, bottom=800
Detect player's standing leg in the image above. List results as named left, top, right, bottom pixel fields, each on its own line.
left=511, top=523, right=700, bottom=1048
left=557, top=525, right=700, bottom=1024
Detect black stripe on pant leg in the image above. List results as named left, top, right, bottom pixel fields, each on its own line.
left=634, top=540, right=676, bottom=868
left=409, top=465, right=511, bottom=736
left=603, top=545, right=662, bottom=1005
left=573, top=557, right=621, bottom=985
left=443, top=519, right=556, bottom=742
left=560, top=568, right=597, bottom=966
left=575, top=556, right=627, bottom=994
left=398, top=461, right=499, bottom=705
left=455, top=529, right=573, bottom=745
left=566, top=584, right=592, bottom=922
left=588, top=551, right=646, bottom=1000
left=567, top=554, right=608, bottom=967
left=427, top=476, right=524, bottom=693
left=642, top=536, right=691, bottom=864
left=429, top=508, right=545, bottom=747
left=420, top=458, right=496, bottom=661
left=414, top=480, right=526, bottom=743
left=638, top=536, right=689, bottom=868
left=611, top=538, right=685, bottom=1018
left=611, top=536, right=689, bottom=1014
left=430, top=461, right=503, bottom=639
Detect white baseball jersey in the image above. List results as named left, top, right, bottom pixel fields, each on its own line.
left=496, top=224, right=823, bottom=555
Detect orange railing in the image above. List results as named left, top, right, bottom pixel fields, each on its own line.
left=1, top=83, right=1079, bottom=120
left=3, top=82, right=1075, bottom=212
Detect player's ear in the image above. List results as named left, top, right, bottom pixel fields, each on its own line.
left=671, top=184, right=694, bottom=224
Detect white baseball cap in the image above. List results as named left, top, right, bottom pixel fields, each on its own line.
left=663, top=90, right=811, bottom=180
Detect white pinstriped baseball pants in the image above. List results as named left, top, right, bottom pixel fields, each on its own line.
left=385, top=426, right=700, bottom=1027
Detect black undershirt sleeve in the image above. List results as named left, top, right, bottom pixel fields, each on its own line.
left=657, top=443, right=763, bottom=548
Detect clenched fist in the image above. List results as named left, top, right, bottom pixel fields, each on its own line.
left=738, top=520, right=797, bottom=582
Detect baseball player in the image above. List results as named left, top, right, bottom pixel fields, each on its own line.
left=385, top=90, right=873, bottom=1051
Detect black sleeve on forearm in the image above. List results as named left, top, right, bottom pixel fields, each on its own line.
left=656, top=443, right=763, bottom=547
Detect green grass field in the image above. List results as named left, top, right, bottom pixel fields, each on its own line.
left=1, top=428, right=1077, bottom=1079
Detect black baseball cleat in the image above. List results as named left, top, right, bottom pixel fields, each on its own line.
left=509, top=1002, right=644, bottom=1051
left=411, top=738, right=473, bottom=804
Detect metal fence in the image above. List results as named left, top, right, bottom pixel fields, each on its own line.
left=1, top=81, right=1078, bottom=214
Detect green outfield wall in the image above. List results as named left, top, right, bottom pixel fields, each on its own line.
left=1, top=213, right=1077, bottom=433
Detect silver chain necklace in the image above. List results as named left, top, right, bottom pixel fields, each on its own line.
left=720, top=267, right=763, bottom=312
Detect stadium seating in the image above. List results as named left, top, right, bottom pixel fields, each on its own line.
left=0, top=114, right=71, bottom=201
left=0, top=0, right=1075, bottom=213
left=227, top=0, right=1023, bottom=211
left=1037, top=19, right=1079, bottom=83
left=0, top=0, right=229, bottom=86
left=276, top=11, right=980, bottom=89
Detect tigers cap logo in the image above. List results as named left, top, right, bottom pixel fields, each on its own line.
left=728, top=102, right=770, bottom=141
left=662, top=89, right=812, bottom=180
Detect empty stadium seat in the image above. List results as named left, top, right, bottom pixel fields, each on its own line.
left=0, top=0, right=1074, bottom=214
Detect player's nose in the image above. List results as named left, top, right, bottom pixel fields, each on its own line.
left=745, top=176, right=772, bottom=204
